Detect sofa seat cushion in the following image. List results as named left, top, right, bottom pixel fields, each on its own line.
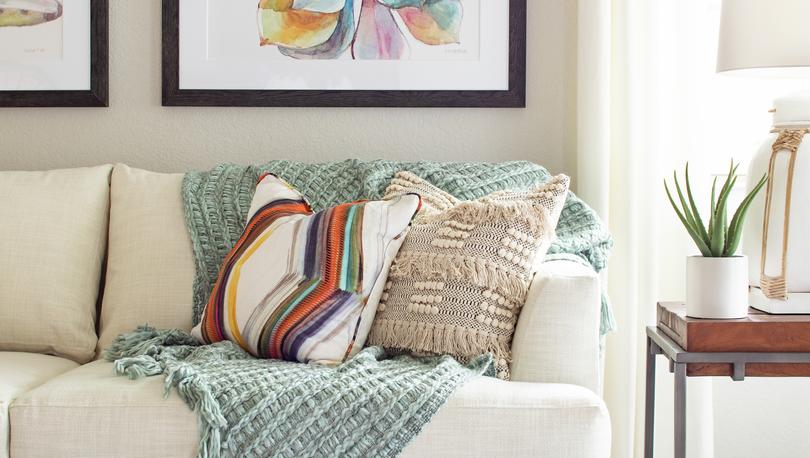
left=10, top=360, right=610, bottom=458
left=0, top=352, right=78, bottom=458
left=9, top=360, right=197, bottom=458
left=403, top=377, right=611, bottom=457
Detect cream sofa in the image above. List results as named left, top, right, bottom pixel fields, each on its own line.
left=0, top=164, right=611, bottom=458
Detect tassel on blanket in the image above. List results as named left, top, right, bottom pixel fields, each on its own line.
left=167, top=363, right=228, bottom=458
left=104, top=325, right=199, bottom=361
left=113, top=355, right=164, bottom=380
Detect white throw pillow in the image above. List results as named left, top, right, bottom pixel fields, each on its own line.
left=0, top=165, right=112, bottom=363
left=95, top=165, right=196, bottom=356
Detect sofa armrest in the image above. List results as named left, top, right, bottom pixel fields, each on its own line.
left=511, top=259, right=601, bottom=393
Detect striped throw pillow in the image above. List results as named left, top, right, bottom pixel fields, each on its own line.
left=192, top=173, right=421, bottom=364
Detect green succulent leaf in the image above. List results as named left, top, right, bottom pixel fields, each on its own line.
left=685, top=163, right=710, bottom=243
left=674, top=172, right=699, bottom=237
left=711, top=208, right=726, bottom=256
left=665, top=180, right=712, bottom=256
left=716, top=161, right=739, bottom=206
left=725, top=173, right=768, bottom=256
left=711, top=175, right=735, bottom=256
left=708, top=176, right=718, bottom=237
left=666, top=159, right=762, bottom=258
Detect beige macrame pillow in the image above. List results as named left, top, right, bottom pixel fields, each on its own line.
left=368, top=172, right=570, bottom=379
left=384, top=172, right=459, bottom=216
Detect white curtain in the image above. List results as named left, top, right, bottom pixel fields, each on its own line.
left=579, top=1, right=719, bottom=456
left=578, top=1, right=677, bottom=456
left=577, top=1, right=808, bottom=457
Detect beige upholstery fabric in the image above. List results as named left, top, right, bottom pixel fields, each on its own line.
left=9, top=360, right=198, bottom=458
left=0, top=165, right=112, bottom=363
left=402, top=378, right=611, bottom=458
left=511, top=259, right=603, bottom=393
left=96, top=165, right=196, bottom=356
left=10, top=360, right=609, bottom=458
left=0, top=352, right=78, bottom=458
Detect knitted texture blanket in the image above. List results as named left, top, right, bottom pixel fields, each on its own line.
left=106, top=327, right=491, bottom=458
left=183, top=159, right=615, bottom=334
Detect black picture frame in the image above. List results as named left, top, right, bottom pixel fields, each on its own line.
left=162, top=0, right=526, bottom=108
left=0, top=0, right=109, bottom=108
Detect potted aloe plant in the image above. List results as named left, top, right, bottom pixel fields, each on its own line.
left=665, top=161, right=768, bottom=319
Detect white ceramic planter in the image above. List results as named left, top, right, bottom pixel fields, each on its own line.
left=686, top=256, right=749, bottom=319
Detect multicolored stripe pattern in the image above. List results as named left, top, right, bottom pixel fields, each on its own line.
left=192, top=174, right=420, bottom=364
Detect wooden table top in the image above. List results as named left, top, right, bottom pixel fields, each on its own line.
left=657, top=302, right=810, bottom=377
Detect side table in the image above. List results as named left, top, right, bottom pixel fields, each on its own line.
left=645, top=321, right=810, bottom=458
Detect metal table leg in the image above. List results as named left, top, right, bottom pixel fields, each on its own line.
left=646, top=325, right=810, bottom=458
left=644, top=336, right=656, bottom=458
left=673, top=362, right=687, bottom=458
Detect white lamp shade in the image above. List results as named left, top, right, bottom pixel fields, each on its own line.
left=717, top=0, right=810, bottom=75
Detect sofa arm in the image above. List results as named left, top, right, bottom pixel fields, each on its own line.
left=511, top=259, right=601, bottom=393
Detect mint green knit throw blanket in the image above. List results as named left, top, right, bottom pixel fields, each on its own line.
left=106, top=327, right=491, bottom=458
left=183, top=159, right=615, bottom=334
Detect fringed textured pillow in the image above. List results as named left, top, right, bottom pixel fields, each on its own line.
left=368, top=172, right=569, bottom=379
left=192, top=173, right=421, bottom=365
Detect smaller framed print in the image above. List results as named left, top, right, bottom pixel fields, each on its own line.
left=0, top=0, right=109, bottom=107
left=163, top=0, right=526, bottom=108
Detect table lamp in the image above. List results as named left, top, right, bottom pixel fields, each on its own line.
left=717, top=0, right=810, bottom=313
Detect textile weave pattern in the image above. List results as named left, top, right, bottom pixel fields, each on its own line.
left=370, top=172, right=570, bottom=379
left=182, top=159, right=615, bottom=334
left=106, top=327, right=491, bottom=458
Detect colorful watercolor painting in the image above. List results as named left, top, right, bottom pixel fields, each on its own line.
left=257, top=0, right=463, bottom=60
left=172, top=0, right=518, bottom=100
left=0, top=0, right=62, bottom=27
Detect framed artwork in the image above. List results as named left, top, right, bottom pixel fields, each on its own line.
left=0, top=0, right=108, bottom=107
left=162, top=0, right=525, bottom=107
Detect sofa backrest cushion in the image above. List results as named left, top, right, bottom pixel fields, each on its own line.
left=95, top=165, right=196, bottom=356
left=0, top=165, right=112, bottom=363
